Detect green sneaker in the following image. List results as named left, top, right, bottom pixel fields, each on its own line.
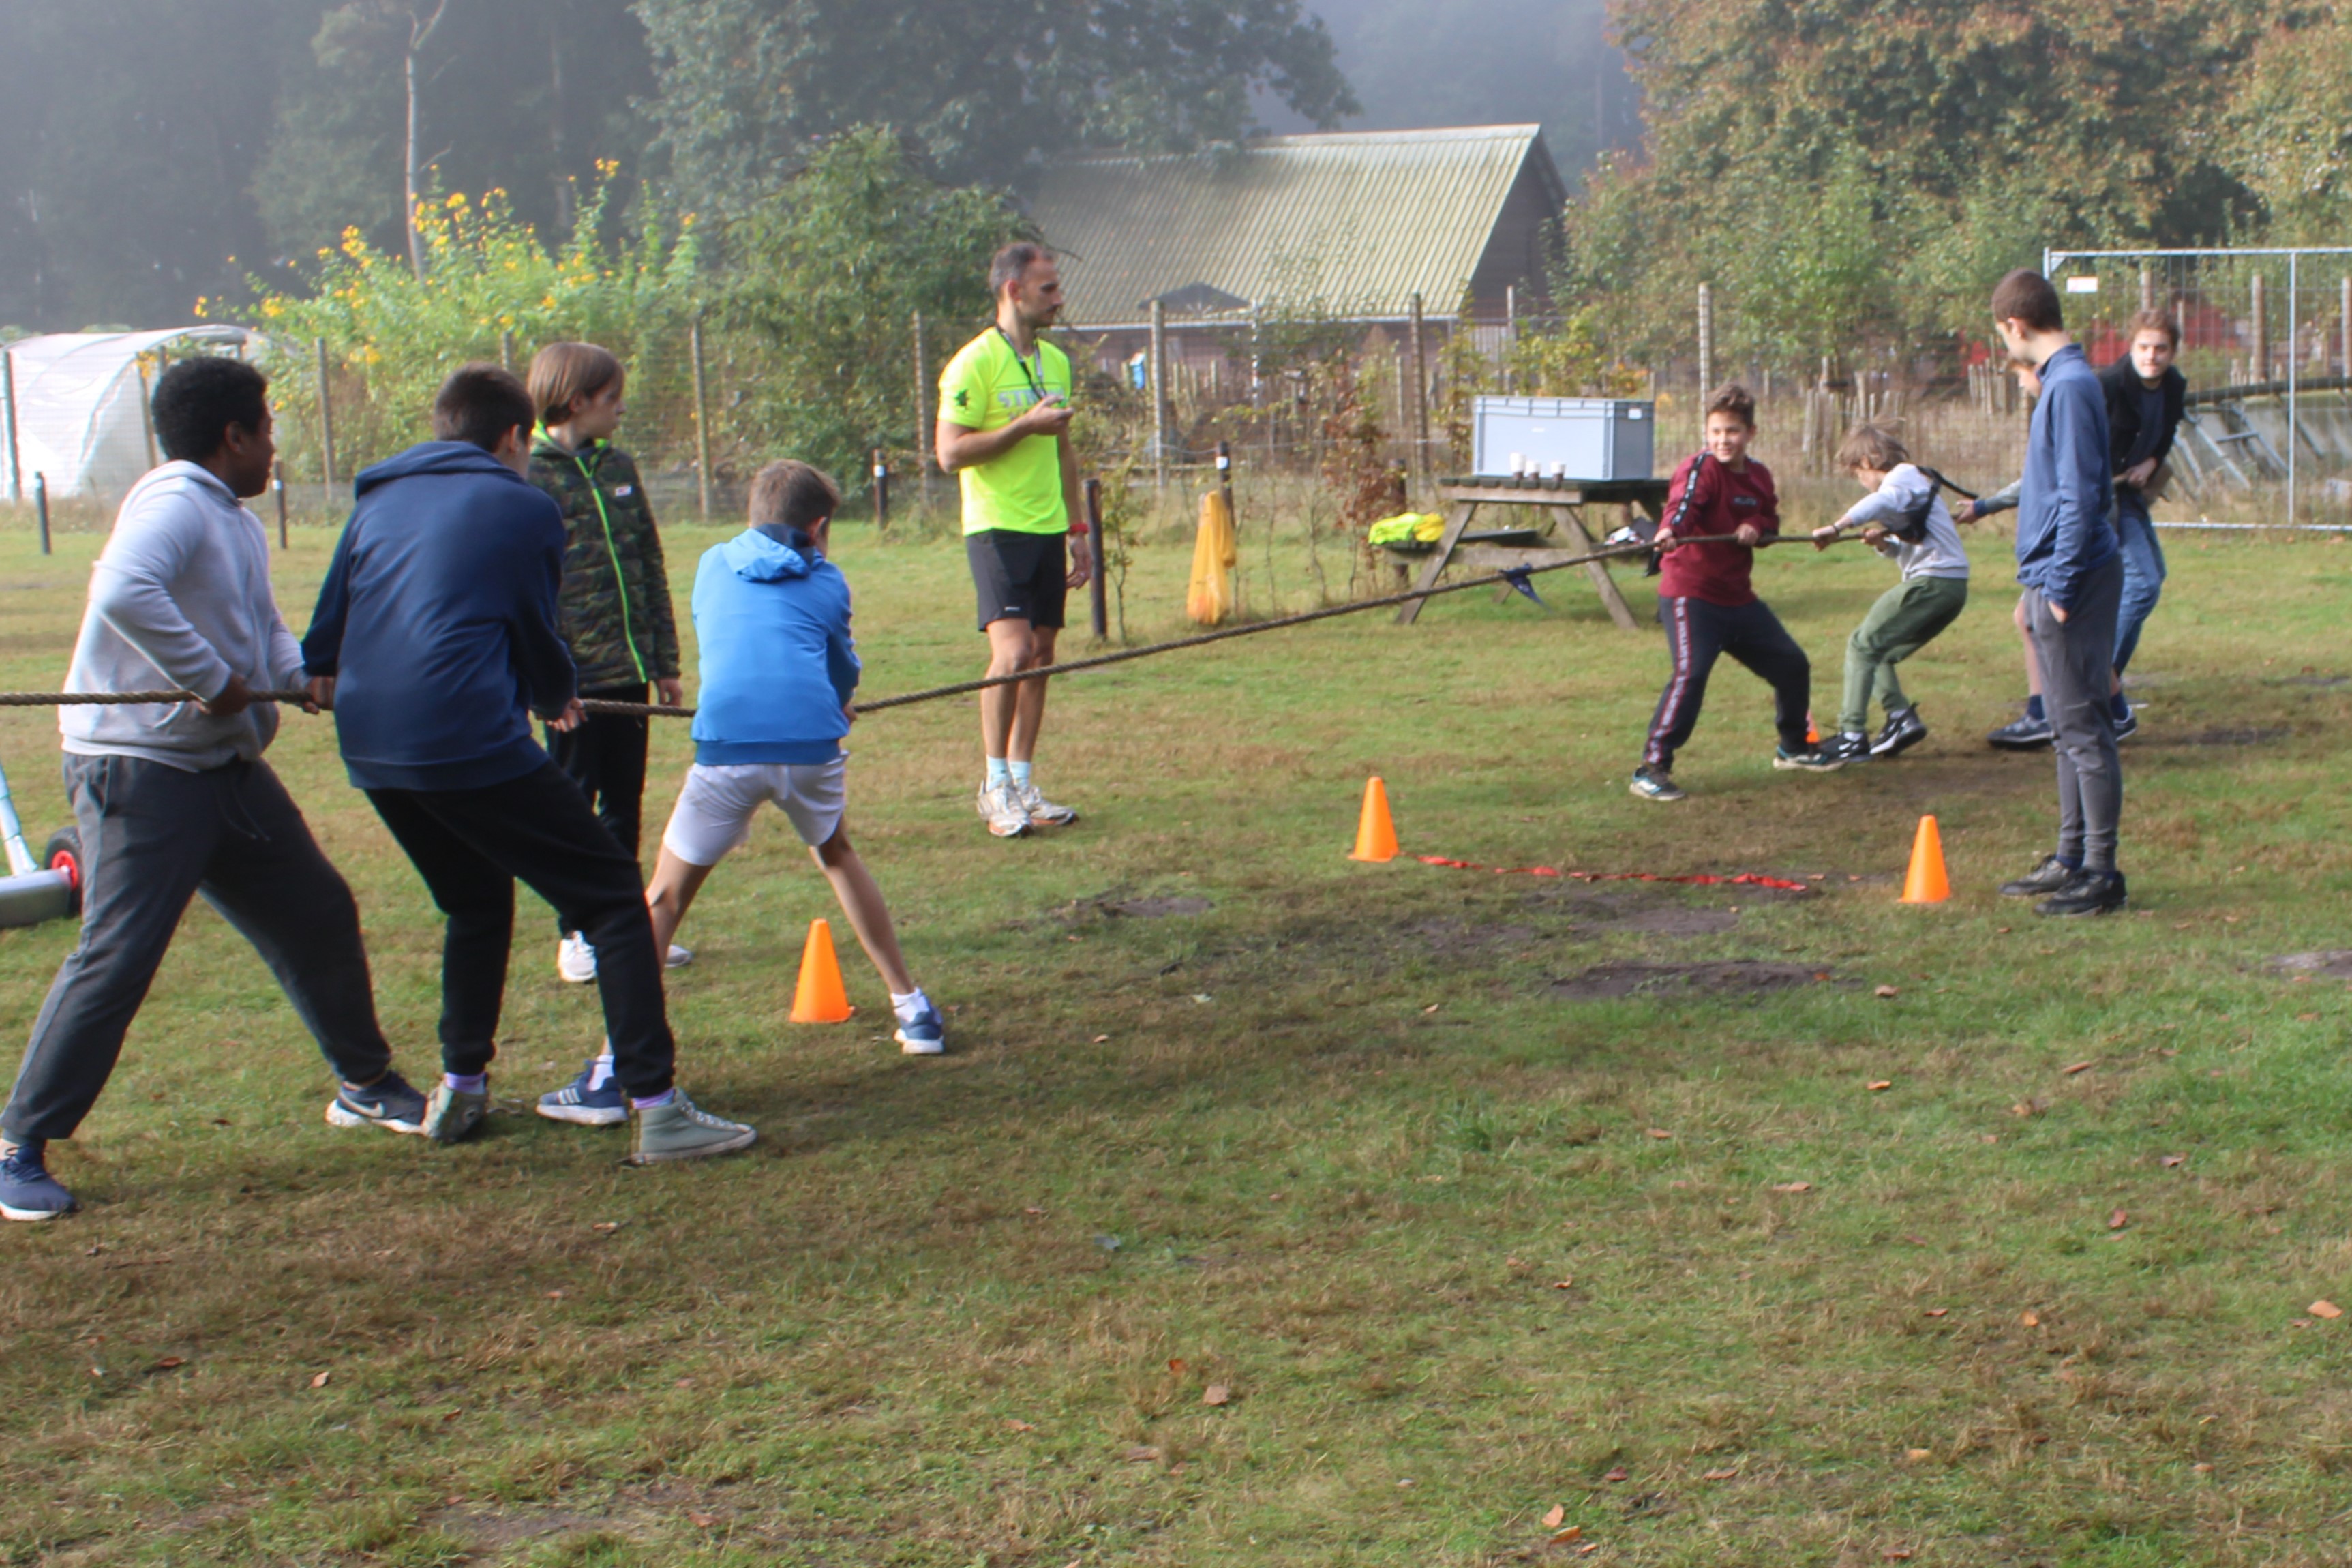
left=421, top=1079, right=489, bottom=1144
left=627, top=1091, right=756, bottom=1165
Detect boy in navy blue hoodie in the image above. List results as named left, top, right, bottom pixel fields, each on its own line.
left=303, top=364, right=757, bottom=1162
left=538, top=462, right=941, bottom=1125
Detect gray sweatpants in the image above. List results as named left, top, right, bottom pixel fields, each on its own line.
left=2, top=753, right=393, bottom=1142
left=2023, top=557, right=2124, bottom=873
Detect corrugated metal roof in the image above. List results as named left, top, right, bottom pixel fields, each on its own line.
left=1031, top=125, right=1558, bottom=329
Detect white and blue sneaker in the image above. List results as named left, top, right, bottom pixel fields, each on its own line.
left=537, top=1057, right=627, bottom=1126
left=325, top=1070, right=427, bottom=1134
left=894, top=1001, right=947, bottom=1057
left=557, top=933, right=695, bottom=984
left=0, top=1140, right=76, bottom=1222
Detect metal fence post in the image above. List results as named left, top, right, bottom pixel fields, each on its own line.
left=1149, top=298, right=1169, bottom=494
left=1408, top=291, right=1430, bottom=482
left=2, top=348, right=19, bottom=502
left=1083, top=476, right=1108, bottom=639
left=1697, top=282, right=1715, bottom=400
left=871, top=448, right=889, bottom=532
left=136, top=360, right=158, bottom=471
left=273, top=459, right=288, bottom=549
left=500, top=329, right=515, bottom=373
left=690, top=312, right=713, bottom=522
left=2251, top=273, right=2270, bottom=384
left=911, top=310, right=931, bottom=514
left=314, top=336, right=338, bottom=500
left=2289, top=252, right=2300, bottom=527
left=34, top=472, right=50, bottom=555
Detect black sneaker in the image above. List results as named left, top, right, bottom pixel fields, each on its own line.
left=0, top=1140, right=76, bottom=1222
left=1820, top=732, right=1873, bottom=764
left=1773, top=745, right=1845, bottom=773
left=1987, top=712, right=2054, bottom=750
left=1872, top=706, right=1929, bottom=757
left=326, top=1070, right=427, bottom=1135
left=1999, top=854, right=2078, bottom=898
left=2036, top=868, right=2127, bottom=918
left=2111, top=702, right=2139, bottom=741
left=1629, top=766, right=1687, bottom=802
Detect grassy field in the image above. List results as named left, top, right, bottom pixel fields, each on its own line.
left=3, top=492, right=2351, bottom=1567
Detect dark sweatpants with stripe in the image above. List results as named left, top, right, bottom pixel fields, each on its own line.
left=1644, top=595, right=1813, bottom=771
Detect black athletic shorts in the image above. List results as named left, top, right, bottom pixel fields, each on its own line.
left=967, top=528, right=1067, bottom=631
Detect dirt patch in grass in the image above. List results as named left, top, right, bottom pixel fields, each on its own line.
left=1548, top=960, right=1833, bottom=1000
left=1416, top=918, right=1541, bottom=955
left=1055, top=890, right=1215, bottom=921
left=2270, top=950, right=2352, bottom=978
left=2162, top=726, right=2291, bottom=747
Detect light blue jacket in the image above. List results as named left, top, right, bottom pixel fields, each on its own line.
left=689, top=528, right=858, bottom=766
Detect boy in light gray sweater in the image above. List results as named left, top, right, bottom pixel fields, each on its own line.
left=0, top=358, right=425, bottom=1224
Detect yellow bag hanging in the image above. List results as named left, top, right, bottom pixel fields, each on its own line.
left=1186, top=489, right=1239, bottom=625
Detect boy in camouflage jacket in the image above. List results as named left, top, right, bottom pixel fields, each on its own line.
left=525, top=342, right=687, bottom=982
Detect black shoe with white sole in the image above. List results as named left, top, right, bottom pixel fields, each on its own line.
left=1999, top=854, right=2078, bottom=898
left=1872, top=706, right=1928, bottom=757
left=2036, top=868, right=2127, bottom=918
left=1987, top=712, right=2054, bottom=750
left=1819, top=732, right=1873, bottom=764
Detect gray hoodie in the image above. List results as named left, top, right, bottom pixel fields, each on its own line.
left=59, top=461, right=307, bottom=771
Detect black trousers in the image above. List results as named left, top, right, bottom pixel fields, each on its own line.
left=4, top=754, right=393, bottom=1142
left=547, top=683, right=650, bottom=937
left=365, top=760, right=674, bottom=1098
left=1644, top=595, right=1812, bottom=770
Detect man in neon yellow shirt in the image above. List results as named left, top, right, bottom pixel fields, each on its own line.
left=937, top=242, right=1092, bottom=839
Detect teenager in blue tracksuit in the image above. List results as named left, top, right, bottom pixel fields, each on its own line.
left=1987, top=272, right=2126, bottom=917
left=302, top=363, right=755, bottom=1163
left=534, top=459, right=944, bottom=1135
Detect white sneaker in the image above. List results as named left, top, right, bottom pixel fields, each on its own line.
left=1014, top=778, right=1079, bottom=828
left=976, top=781, right=1030, bottom=838
left=557, top=933, right=597, bottom=984
left=558, top=934, right=693, bottom=982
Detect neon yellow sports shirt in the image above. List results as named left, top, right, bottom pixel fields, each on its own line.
left=939, top=329, right=1074, bottom=536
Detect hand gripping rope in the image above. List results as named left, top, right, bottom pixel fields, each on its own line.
left=0, top=532, right=1862, bottom=719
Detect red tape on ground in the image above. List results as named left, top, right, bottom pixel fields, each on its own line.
left=1416, top=856, right=1812, bottom=894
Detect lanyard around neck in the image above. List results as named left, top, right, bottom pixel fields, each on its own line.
left=997, top=327, right=1046, bottom=402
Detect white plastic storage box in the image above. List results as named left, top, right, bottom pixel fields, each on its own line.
left=1470, top=396, right=1655, bottom=481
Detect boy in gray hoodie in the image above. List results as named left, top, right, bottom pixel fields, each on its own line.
left=0, top=358, right=423, bottom=1224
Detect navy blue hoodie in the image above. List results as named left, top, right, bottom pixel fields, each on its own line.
left=2014, top=342, right=2118, bottom=610
left=303, top=441, right=577, bottom=791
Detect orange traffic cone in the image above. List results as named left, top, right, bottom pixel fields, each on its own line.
left=1349, top=776, right=1400, bottom=862
left=789, top=917, right=855, bottom=1022
left=1805, top=712, right=1821, bottom=747
left=1899, top=815, right=1951, bottom=904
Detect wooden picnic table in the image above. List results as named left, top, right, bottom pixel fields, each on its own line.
left=1392, top=476, right=1672, bottom=630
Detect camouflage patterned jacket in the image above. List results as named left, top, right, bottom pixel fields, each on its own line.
left=527, top=436, right=681, bottom=691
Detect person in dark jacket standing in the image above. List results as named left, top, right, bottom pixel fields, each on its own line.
left=1988, top=271, right=2127, bottom=917
left=524, top=342, right=689, bottom=984
left=2098, top=311, right=2186, bottom=732
left=303, top=364, right=755, bottom=1164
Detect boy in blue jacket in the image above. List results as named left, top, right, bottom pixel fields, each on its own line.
left=538, top=460, right=941, bottom=1129
left=303, top=365, right=757, bottom=1162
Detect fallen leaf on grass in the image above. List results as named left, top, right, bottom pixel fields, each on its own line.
left=309, top=1371, right=330, bottom=1388
left=1542, top=1506, right=1566, bottom=1529
left=2021, top=1311, right=2040, bottom=1328
left=1578, top=1546, right=1600, bottom=1558
left=1874, top=985, right=1898, bottom=999
left=1701, top=1466, right=1740, bottom=1481
left=1923, top=1309, right=1948, bottom=1318
left=2297, top=1013, right=2321, bottom=1023
left=591, top=1222, right=620, bottom=1234
left=1552, top=1279, right=1575, bottom=1290
left=2159, top=1154, right=2186, bottom=1168
left=1646, top=1128, right=1672, bottom=1140
left=1023, top=1205, right=1046, bottom=1216
left=1603, top=1467, right=1629, bottom=1482
left=1396, top=1477, right=1415, bottom=1488
left=1867, top=1080, right=1893, bottom=1092
left=440, top=1409, right=462, bottom=1422
left=688, top=1512, right=719, bottom=1528
left=2313, top=1300, right=2345, bottom=1320
left=2064, top=1060, right=2094, bottom=1075
left=1770, top=1181, right=1813, bottom=1193
left=1005, top=1419, right=1036, bottom=1432
left=1995, top=926, right=2012, bottom=934
left=149, top=1356, right=185, bottom=1371
left=1091, top=1034, right=1111, bottom=1044
left=2012, top=1098, right=2048, bottom=1117
left=1422, top=1004, right=1441, bottom=1013
left=1552, top=1525, right=1584, bottom=1543
left=1905, top=1447, right=1932, bottom=1461
left=545, top=1289, right=565, bottom=1299
left=1124, top=1445, right=1162, bottom=1463
left=1166, top=1358, right=1186, bottom=1373
left=1202, top=1385, right=1231, bottom=1406
left=1882, top=1552, right=1914, bottom=1562
left=2109, top=1209, right=2129, bottom=1231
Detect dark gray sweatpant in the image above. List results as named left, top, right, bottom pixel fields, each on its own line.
left=2, top=753, right=393, bottom=1143
left=2023, top=556, right=2124, bottom=873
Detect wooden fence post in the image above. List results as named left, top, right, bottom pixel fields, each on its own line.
left=912, top=310, right=931, bottom=514
left=314, top=336, right=338, bottom=500
left=690, top=312, right=713, bottom=522
left=1409, top=291, right=1430, bottom=482
left=1149, top=298, right=1170, bottom=494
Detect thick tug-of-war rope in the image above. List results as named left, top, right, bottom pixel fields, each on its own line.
left=2, top=530, right=1860, bottom=719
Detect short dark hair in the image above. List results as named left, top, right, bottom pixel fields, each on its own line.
left=1703, top=382, right=1756, bottom=429
left=527, top=341, right=624, bottom=427
left=989, top=241, right=1051, bottom=296
left=748, top=459, right=841, bottom=533
left=431, top=363, right=535, bottom=451
left=1991, top=269, right=2065, bottom=333
left=2128, top=307, right=2182, bottom=349
left=151, top=355, right=268, bottom=462
left=1835, top=420, right=1910, bottom=473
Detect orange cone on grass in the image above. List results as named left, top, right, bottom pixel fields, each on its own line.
left=1350, top=776, right=1400, bottom=862
left=1900, top=815, right=1950, bottom=904
left=790, top=918, right=855, bottom=1022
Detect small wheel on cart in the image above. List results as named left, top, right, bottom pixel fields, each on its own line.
left=42, top=828, right=82, bottom=917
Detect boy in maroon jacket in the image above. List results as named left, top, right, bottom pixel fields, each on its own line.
left=1631, top=384, right=1841, bottom=801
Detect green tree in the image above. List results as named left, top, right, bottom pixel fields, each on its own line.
left=2222, top=6, right=2352, bottom=243
left=719, top=127, right=1031, bottom=497
left=635, top=0, right=1356, bottom=216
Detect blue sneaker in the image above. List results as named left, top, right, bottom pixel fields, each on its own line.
left=537, top=1059, right=627, bottom=1126
left=894, top=1003, right=946, bottom=1057
left=325, top=1070, right=427, bottom=1134
left=0, top=1140, right=77, bottom=1222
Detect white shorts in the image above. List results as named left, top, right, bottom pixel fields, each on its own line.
left=659, top=759, right=847, bottom=866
